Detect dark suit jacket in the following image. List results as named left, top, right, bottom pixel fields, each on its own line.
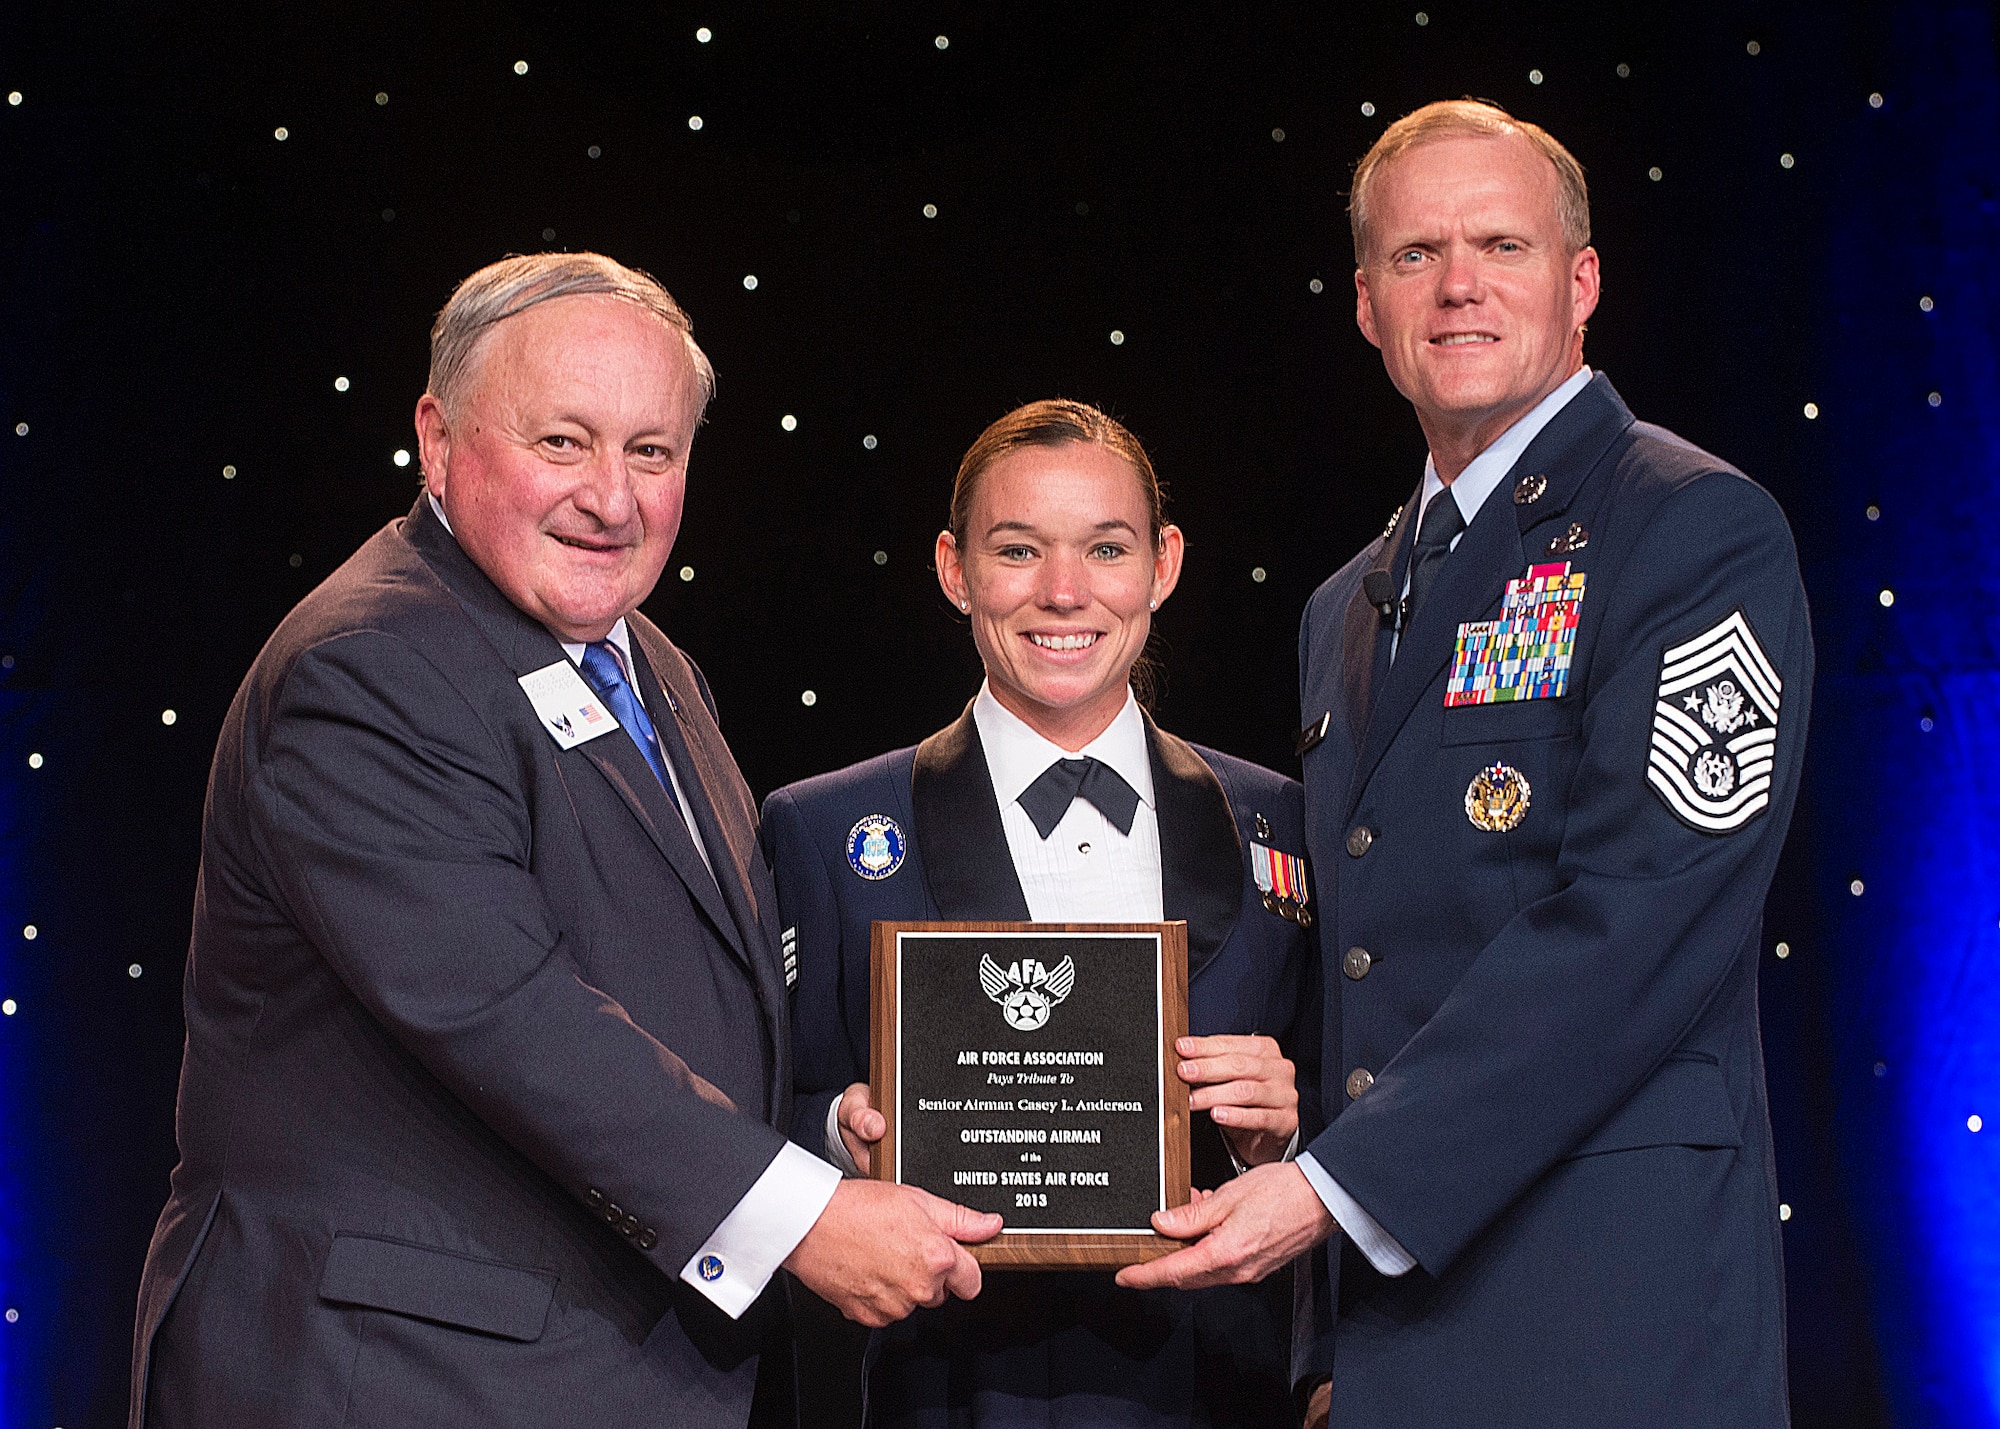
left=131, top=497, right=797, bottom=1429
left=760, top=708, right=1321, bottom=1428
left=1295, top=374, right=1809, bottom=1428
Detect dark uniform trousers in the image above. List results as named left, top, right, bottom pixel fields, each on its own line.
left=1294, top=374, right=1810, bottom=1429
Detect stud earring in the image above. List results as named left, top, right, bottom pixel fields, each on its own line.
left=1149, top=599, right=1158, bottom=610
left=960, top=600, right=970, bottom=612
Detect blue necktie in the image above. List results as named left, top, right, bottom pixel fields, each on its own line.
left=1404, top=491, right=1467, bottom=630
left=578, top=642, right=673, bottom=795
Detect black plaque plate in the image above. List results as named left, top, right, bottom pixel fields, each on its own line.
left=870, top=922, right=1190, bottom=1268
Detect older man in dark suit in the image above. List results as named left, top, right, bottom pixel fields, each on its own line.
left=130, top=253, right=999, bottom=1429
left=1120, top=102, right=1809, bottom=1429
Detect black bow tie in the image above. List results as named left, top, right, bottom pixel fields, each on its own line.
left=1017, top=756, right=1141, bottom=839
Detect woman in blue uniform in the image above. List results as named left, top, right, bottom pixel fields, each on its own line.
left=762, top=400, right=1319, bottom=1428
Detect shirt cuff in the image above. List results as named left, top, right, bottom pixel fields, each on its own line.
left=1224, top=1126, right=1302, bottom=1177
left=823, top=1094, right=863, bottom=1177
left=1295, top=1151, right=1417, bottom=1277
left=680, top=1141, right=842, bottom=1317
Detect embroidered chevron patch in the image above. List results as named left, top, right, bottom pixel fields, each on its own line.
left=1646, top=609, right=1782, bottom=834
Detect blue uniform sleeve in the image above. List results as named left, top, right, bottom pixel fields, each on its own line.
left=760, top=787, right=860, bottom=1159
left=1303, top=471, right=1813, bottom=1276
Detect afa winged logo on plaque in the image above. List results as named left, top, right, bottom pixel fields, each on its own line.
left=1647, top=608, right=1783, bottom=834
left=979, top=954, right=1076, bottom=1032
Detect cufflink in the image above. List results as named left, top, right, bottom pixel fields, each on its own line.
left=698, top=1254, right=725, bottom=1281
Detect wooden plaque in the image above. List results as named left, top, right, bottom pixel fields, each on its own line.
left=870, top=921, right=1191, bottom=1269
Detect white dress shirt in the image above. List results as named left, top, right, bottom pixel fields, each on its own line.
left=1302, top=365, right=1593, bottom=1278
left=974, top=682, right=1164, bottom=922
left=430, top=493, right=838, bottom=1319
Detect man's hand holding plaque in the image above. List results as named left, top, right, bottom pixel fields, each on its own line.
left=783, top=1178, right=1001, bottom=1327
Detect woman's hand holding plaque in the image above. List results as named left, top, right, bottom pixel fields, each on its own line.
left=1175, top=1034, right=1298, bottom=1168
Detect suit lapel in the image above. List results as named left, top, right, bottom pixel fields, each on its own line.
left=625, top=625, right=793, bottom=1122
left=910, top=706, right=1033, bottom=921
left=1340, top=488, right=1420, bottom=745
left=574, top=729, right=750, bottom=970
left=1148, top=720, right=1241, bottom=981
left=401, top=499, right=752, bottom=969
left=623, top=637, right=767, bottom=971
left=1343, top=375, right=1638, bottom=821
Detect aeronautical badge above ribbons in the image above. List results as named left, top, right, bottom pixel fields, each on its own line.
left=845, top=814, right=906, bottom=880
left=1250, top=841, right=1313, bottom=927
left=1646, top=608, right=1782, bottom=834
left=1446, top=562, right=1586, bottom=707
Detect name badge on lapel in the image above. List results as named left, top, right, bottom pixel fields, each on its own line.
left=518, top=659, right=622, bottom=750
left=1445, top=563, right=1586, bottom=708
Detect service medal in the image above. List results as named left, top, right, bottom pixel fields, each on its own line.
left=845, top=814, right=907, bottom=880
left=1250, top=842, right=1314, bottom=926
left=1465, top=763, right=1531, bottom=832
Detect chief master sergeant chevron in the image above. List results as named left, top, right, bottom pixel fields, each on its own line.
left=1116, top=100, right=1811, bottom=1429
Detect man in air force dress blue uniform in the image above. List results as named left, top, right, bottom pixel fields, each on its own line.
left=1118, top=102, right=1809, bottom=1429
left=129, top=254, right=997, bottom=1429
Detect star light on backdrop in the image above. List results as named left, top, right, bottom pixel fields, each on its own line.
left=0, top=4, right=1994, bottom=1426
left=1813, top=8, right=2000, bottom=1426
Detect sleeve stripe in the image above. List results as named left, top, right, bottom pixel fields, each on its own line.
left=1661, top=610, right=1783, bottom=693
left=1659, top=642, right=1782, bottom=715
left=1648, top=765, right=1772, bottom=831
left=1647, top=750, right=1773, bottom=815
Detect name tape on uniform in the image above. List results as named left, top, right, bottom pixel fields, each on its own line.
left=1446, top=563, right=1586, bottom=707
left=518, top=659, right=622, bottom=750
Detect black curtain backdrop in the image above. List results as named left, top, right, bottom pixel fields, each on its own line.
left=5, top=2, right=1969, bottom=1424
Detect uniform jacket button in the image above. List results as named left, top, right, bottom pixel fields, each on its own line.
left=620, top=1213, right=640, bottom=1237
left=1346, top=1068, right=1375, bottom=1100
left=1345, top=826, right=1375, bottom=858
left=604, top=1201, right=624, bottom=1225
left=1343, top=947, right=1373, bottom=981
left=584, top=1187, right=604, bottom=1209
left=637, top=1228, right=658, bottom=1252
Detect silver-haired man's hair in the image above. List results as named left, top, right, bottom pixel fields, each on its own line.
left=428, top=252, right=717, bottom=420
